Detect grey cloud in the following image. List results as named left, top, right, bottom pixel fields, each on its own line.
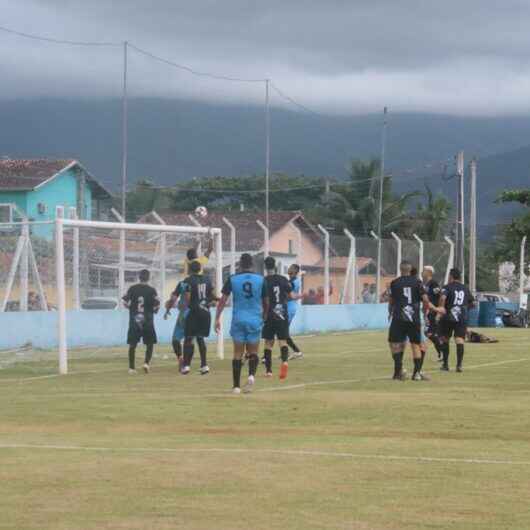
left=3, top=0, right=530, bottom=115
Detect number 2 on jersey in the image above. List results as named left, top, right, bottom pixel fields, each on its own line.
left=273, top=285, right=280, bottom=303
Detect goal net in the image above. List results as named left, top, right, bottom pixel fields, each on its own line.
left=0, top=215, right=224, bottom=374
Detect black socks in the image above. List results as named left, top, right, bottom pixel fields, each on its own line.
left=144, top=344, right=154, bottom=365
left=248, top=354, right=259, bottom=377
left=128, top=345, right=136, bottom=370
left=232, top=359, right=242, bottom=388
left=419, top=349, right=426, bottom=371
left=183, top=340, right=194, bottom=367
left=413, top=357, right=422, bottom=377
left=280, top=346, right=289, bottom=363
left=456, top=343, right=464, bottom=368
left=172, top=340, right=182, bottom=358
left=264, top=348, right=272, bottom=373
left=286, top=337, right=300, bottom=353
left=392, top=351, right=404, bottom=377
left=197, top=337, right=207, bottom=368
left=441, top=343, right=450, bottom=367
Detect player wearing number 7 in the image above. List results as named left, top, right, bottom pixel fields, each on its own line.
left=215, top=253, right=269, bottom=394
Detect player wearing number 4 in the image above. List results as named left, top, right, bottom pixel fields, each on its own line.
left=437, top=268, right=474, bottom=372
left=215, top=253, right=268, bottom=394
left=388, top=261, right=442, bottom=381
left=122, top=269, right=160, bottom=374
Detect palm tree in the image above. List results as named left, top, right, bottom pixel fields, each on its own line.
left=324, top=158, right=420, bottom=237
left=415, top=185, right=452, bottom=241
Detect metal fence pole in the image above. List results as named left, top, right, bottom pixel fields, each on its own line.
left=520, top=235, right=527, bottom=309
left=256, top=220, right=270, bottom=257
left=344, top=228, right=357, bottom=304
left=413, top=233, right=424, bottom=274
left=69, top=207, right=80, bottom=310
left=111, top=207, right=126, bottom=303
left=444, top=236, right=455, bottom=285
left=222, top=217, right=236, bottom=276
left=318, top=225, right=330, bottom=305
left=390, top=232, right=401, bottom=277
left=151, top=211, right=167, bottom=299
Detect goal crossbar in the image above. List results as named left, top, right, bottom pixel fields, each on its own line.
left=55, top=217, right=224, bottom=374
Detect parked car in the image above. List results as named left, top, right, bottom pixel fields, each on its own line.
left=475, top=292, right=511, bottom=303
left=81, top=297, right=119, bottom=310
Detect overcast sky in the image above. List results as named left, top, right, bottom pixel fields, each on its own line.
left=3, top=0, right=530, bottom=115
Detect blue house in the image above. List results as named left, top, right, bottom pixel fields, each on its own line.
left=0, top=159, right=113, bottom=238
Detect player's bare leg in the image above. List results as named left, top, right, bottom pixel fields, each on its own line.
left=390, top=342, right=407, bottom=380
left=128, top=343, right=138, bottom=374
left=172, top=339, right=183, bottom=371
left=143, top=343, right=154, bottom=373
left=181, top=337, right=194, bottom=375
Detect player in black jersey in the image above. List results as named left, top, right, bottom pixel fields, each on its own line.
left=181, top=260, right=215, bottom=375
left=388, top=261, right=439, bottom=381
left=437, top=268, right=475, bottom=372
left=422, top=265, right=444, bottom=361
left=122, top=269, right=160, bottom=374
left=262, top=256, right=293, bottom=380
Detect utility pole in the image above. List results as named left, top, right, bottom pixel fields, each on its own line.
left=455, top=150, right=465, bottom=277
left=121, top=41, right=129, bottom=220
left=376, top=107, right=388, bottom=297
left=265, top=78, right=271, bottom=231
left=469, top=158, right=477, bottom=293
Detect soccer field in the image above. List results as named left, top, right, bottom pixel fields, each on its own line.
left=1, top=329, right=530, bottom=530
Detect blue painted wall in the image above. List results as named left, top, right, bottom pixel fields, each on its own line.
left=0, top=304, right=390, bottom=351
left=0, top=166, right=93, bottom=239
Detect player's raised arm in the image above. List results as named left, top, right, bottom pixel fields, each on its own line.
left=215, top=277, right=232, bottom=333
left=204, top=232, right=214, bottom=258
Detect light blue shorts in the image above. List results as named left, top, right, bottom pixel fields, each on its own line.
left=172, top=309, right=189, bottom=342
left=230, top=319, right=262, bottom=344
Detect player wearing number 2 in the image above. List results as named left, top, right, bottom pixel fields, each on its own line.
left=122, top=269, right=160, bottom=374
left=215, top=253, right=268, bottom=394
left=438, top=268, right=474, bottom=372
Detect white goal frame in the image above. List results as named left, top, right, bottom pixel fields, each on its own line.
left=55, top=217, right=224, bottom=374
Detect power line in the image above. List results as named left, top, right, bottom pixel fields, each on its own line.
left=0, top=25, right=121, bottom=47
left=270, top=82, right=324, bottom=116
left=128, top=43, right=267, bottom=84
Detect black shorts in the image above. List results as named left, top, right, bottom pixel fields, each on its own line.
left=127, top=317, right=157, bottom=345
left=388, top=319, right=422, bottom=344
left=439, top=319, right=467, bottom=339
left=184, top=309, right=211, bottom=338
left=262, top=318, right=289, bottom=341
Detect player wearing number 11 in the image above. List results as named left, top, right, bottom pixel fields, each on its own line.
left=215, top=253, right=268, bottom=394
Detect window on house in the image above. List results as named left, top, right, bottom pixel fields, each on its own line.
left=0, top=204, right=12, bottom=223
left=288, top=239, right=294, bottom=254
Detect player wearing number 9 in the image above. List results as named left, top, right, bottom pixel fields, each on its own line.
left=215, top=253, right=269, bottom=394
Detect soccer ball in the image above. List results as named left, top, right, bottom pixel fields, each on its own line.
left=194, top=206, right=208, bottom=219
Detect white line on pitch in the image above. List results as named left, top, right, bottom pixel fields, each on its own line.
left=0, top=443, right=528, bottom=467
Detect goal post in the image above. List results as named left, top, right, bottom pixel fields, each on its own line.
left=55, top=217, right=224, bottom=375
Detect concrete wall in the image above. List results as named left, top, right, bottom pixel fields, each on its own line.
left=0, top=304, right=389, bottom=350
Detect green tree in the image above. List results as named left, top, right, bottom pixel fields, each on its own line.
left=414, top=185, right=452, bottom=241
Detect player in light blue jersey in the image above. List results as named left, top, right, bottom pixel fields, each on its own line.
left=164, top=280, right=189, bottom=372
left=215, top=253, right=268, bottom=394
left=286, top=264, right=304, bottom=360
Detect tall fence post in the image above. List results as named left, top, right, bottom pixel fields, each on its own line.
left=370, top=230, right=381, bottom=296
left=390, top=232, right=401, bottom=277
left=55, top=206, right=67, bottom=375
left=520, top=235, right=527, bottom=309
left=69, top=207, right=80, bottom=310
left=444, top=236, right=455, bottom=285
left=151, top=211, right=167, bottom=299
left=214, top=229, right=224, bottom=360
left=289, top=220, right=303, bottom=269
left=256, top=219, right=270, bottom=258
left=19, top=218, right=29, bottom=311
left=344, top=228, right=357, bottom=304
left=318, top=225, right=330, bottom=305
left=222, top=217, right=236, bottom=276
left=413, top=233, right=424, bottom=274
left=111, top=208, right=126, bottom=303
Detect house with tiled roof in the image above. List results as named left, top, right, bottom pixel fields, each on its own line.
left=0, top=158, right=113, bottom=238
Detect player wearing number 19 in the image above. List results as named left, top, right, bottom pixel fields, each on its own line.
left=438, top=268, right=474, bottom=372
left=122, top=269, right=161, bottom=374
left=215, top=253, right=268, bottom=394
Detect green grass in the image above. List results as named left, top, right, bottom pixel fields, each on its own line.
left=1, top=328, right=530, bottom=530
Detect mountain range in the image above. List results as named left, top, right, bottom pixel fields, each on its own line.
left=0, top=98, right=528, bottom=234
